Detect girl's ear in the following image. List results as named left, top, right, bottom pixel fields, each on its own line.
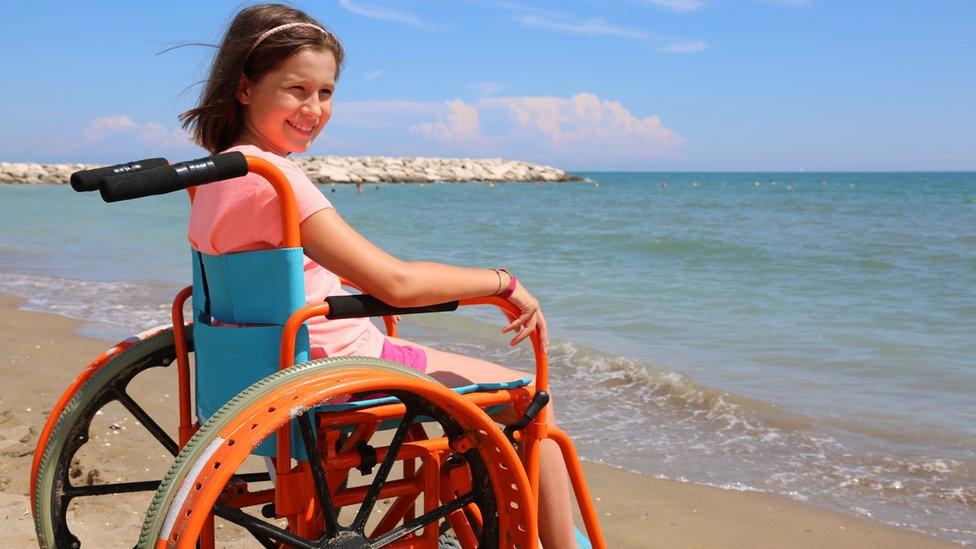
left=236, top=75, right=252, bottom=106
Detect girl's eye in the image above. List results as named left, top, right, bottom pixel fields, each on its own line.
left=320, top=89, right=333, bottom=97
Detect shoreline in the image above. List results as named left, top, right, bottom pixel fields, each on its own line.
left=0, top=292, right=957, bottom=547
left=0, top=156, right=582, bottom=185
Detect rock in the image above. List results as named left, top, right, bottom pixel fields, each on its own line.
left=85, top=469, right=102, bottom=486
left=0, top=156, right=581, bottom=185
left=314, top=165, right=352, bottom=183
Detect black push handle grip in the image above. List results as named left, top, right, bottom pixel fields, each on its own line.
left=99, top=152, right=249, bottom=203
left=70, top=158, right=169, bottom=192
left=325, top=294, right=459, bottom=319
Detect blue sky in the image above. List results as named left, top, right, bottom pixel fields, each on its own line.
left=1, top=1, right=973, bottom=170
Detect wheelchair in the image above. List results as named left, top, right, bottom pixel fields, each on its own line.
left=30, top=153, right=606, bottom=548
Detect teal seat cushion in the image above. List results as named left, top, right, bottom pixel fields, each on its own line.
left=319, top=376, right=534, bottom=412
left=320, top=376, right=533, bottom=433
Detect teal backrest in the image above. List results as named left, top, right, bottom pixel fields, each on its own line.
left=192, top=247, right=311, bottom=457
left=195, top=248, right=307, bottom=325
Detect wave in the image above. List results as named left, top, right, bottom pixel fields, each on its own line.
left=0, top=270, right=178, bottom=339
left=547, top=341, right=975, bottom=540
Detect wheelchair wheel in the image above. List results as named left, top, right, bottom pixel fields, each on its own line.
left=32, top=325, right=195, bottom=549
left=139, top=357, right=537, bottom=548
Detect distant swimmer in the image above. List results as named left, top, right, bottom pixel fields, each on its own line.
left=660, top=182, right=668, bottom=189
left=355, top=182, right=363, bottom=194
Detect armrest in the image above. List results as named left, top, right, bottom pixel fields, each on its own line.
left=324, top=294, right=458, bottom=319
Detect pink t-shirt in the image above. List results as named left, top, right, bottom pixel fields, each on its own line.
left=187, top=144, right=385, bottom=359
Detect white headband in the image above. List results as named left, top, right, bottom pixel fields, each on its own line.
left=248, top=22, right=325, bottom=55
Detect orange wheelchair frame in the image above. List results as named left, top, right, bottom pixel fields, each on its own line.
left=30, top=154, right=606, bottom=548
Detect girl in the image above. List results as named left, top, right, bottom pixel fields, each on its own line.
left=183, top=4, right=577, bottom=547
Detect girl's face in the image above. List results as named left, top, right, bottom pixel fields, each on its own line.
left=236, top=48, right=337, bottom=156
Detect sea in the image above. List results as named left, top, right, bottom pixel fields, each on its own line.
left=1, top=172, right=973, bottom=544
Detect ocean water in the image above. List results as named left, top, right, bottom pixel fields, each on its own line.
left=1, top=173, right=974, bottom=543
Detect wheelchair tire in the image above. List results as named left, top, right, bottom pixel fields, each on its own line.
left=138, top=357, right=537, bottom=548
left=32, top=325, right=190, bottom=549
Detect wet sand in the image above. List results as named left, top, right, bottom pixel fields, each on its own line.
left=0, top=293, right=956, bottom=548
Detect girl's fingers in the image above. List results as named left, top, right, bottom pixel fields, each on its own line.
left=509, top=314, right=539, bottom=346
left=503, top=311, right=532, bottom=333
left=500, top=302, right=547, bottom=348
left=538, top=316, right=549, bottom=352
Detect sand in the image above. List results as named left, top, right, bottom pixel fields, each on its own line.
left=0, top=293, right=957, bottom=548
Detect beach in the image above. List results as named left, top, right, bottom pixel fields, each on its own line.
left=0, top=293, right=956, bottom=548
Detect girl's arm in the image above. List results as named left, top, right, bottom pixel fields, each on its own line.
left=300, top=207, right=547, bottom=349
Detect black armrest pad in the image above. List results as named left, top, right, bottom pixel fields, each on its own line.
left=325, top=295, right=459, bottom=319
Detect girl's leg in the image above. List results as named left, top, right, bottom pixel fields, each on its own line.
left=387, top=337, right=578, bottom=548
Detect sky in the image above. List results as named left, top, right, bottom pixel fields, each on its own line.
left=1, top=1, right=973, bottom=171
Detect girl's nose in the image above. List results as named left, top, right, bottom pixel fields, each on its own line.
left=302, top=96, right=322, bottom=118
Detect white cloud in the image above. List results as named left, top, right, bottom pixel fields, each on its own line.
left=337, top=0, right=427, bottom=28
left=500, top=3, right=706, bottom=55
left=763, top=0, right=811, bottom=6
left=515, top=14, right=649, bottom=39
left=482, top=94, right=681, bottom=151
left=415, top=100, right=482, bottom=142
left=83, top=116, right=137, bottom=141
left=334, top=100, right=442, bottom=124
left=82, top=115, right=193, bottom=151
left=327, top=93, right=682, bottom=167
left=640, top=0, right=706, bottom=12
left=363, top=70, right=384, bottom=81
left=655, top=40, right=709, bottom=53
left=468, top=81, right=507, bottom=96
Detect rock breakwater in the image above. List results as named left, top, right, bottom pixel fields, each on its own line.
left=0, top=156, right=580, bottom=185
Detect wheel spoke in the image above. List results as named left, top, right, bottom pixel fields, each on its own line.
left=65, top=479, right=161, bottom=499
left=297, top=412, right=341, bottom=537
left=371, top=492, right=477, bottom=548
left=112, top=388, right=179, bottom=456
left=233, top=471, right=271, bottom=484
left=352, top=401, right=419, bottom=531
left=213, top=503, right=318, bottom=549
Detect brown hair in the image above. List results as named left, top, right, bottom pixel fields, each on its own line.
left=180, top=4, right=345, bottom=153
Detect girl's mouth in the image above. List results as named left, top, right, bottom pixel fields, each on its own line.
left=287, top=120, right=316, bottom=135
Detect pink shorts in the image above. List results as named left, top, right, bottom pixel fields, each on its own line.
left=380, top=339, right=428, bottom=374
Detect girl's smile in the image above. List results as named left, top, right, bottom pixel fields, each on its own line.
left=235, top=48, right=337, bottom=156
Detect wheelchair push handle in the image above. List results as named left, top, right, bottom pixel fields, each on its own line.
left=325, top=294, right=459, bottom=319
left=98, top=152, right=249, bottom=202
left=69, top=157, right=169, bottom=192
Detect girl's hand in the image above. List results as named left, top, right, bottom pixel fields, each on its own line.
left=501, top=281, right=549, bottom=353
